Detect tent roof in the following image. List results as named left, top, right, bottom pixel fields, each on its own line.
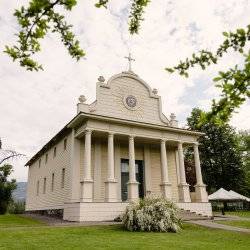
left=208, top=188, right=240, bottom=201
left=229, top=190, right=250, bottom=202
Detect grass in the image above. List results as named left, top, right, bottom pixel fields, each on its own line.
left=216, top=220, right=250, bottom=229
left=0, top=214, right=44, bottom=228
left=213, top=211, right=250, bottom=218
left=0, top=215, right=249, bottom=250
left=225, top=211, right=250, bottom=218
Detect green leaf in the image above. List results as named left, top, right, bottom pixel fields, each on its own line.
left=213, top=77, right=222, bottom=82
left=165, top=68, right=174, bottom=73
left=222, top=32, right=228, bottom=37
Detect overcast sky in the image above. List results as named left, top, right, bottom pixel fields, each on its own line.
left=0, top=0, right=249, bottom=182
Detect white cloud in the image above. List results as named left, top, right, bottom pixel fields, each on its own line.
left=0, top=0, right=249, bottom=181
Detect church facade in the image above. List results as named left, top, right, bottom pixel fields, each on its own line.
left=25, top=70, right=212, bottom=221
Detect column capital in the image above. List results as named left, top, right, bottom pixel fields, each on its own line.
left=129, top=135, right=135, bottom=140
left=193, top=142, right=199, bottom=146
left=160, top=139, right=166, bottom=144
left=177, top=140, right=184, bottom=145
left=108, top=132, right=114, bottom=137
left=85, top=129, right=92, bottom=135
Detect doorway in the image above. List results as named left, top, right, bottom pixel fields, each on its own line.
left=121, top=159, right=144, bottom=201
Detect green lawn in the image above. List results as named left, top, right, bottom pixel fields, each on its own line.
left=217, top=220, right=250, bottom=229
left=213, top=211, right=250, bottom=218
left=0, top=215, right=249, bottom=250
left=0, top=214, right=44, bottom=228
left=225, top=211, right=250, bottom=218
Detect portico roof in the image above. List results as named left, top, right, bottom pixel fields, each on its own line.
left=69, top=112, right=204, bottom=136
left=25, top=111, right=203, bottom=167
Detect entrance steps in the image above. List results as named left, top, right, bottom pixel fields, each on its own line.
left=178, top=209, right=211, bottom=221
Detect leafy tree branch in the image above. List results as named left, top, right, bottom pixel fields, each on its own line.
left=129, top=0, right=150, bottom=34
left=166, top=26, right=250, bottom=124
left=5, top=0, right=84, bottom=71
left=6, top=0, right=150, bottom=71
left=206, top=52, right=250, bottom=123
left=166, top=26, right=250, bottom=77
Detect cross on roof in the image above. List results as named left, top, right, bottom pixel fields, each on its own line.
left=124, top=53, right=135, bottom=71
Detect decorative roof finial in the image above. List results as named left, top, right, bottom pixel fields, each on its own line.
left=98, top=76, right=105, bottom=83
left=124, top=52, right=135, bottom=72
left=78, top=95, right=86, bottom=103
left=152, top=88, right=158, bottom=95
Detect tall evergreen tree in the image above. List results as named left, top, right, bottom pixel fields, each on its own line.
left=186, top=108, right=248, bottom=195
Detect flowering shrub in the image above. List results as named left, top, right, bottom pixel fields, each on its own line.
left=122, top=196, right=181, bottom=232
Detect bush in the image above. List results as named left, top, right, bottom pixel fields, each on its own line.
left=8, top=201, right=25, bottom=214
left=122, top=196, right=182, bottom=232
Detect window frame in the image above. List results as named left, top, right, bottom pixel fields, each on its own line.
left=53, top=147, right=57, bottom=158
left=43, top=177, right=47, bottom=194
left=36, top=180, right=40, bottom=196
left=51, top=173, right=55, bottom=192
left=64, top=138, right=67, bottom=151
left=61, top=168, right=65, bottom=189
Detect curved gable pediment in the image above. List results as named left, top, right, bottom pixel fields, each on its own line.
left=93, top=71, right=169, bottom=126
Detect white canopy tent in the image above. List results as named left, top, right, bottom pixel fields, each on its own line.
left=229, top=190, right=250, bottom=202
left=208, top=188, right=241, bottom=201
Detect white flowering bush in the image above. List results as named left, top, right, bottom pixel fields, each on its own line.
left=122, top=196, right=182, bottom=232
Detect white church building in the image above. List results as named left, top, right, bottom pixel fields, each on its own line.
left=25, top=66, right=212, bottom=221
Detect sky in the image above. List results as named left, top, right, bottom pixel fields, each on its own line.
left=0, top=0, right=249, bottom=182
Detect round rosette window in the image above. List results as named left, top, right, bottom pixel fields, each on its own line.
left=123, top=95, right=139, bottom=110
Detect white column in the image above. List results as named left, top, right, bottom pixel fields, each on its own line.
left=81, top=129, right=93, bottom=202
left=105, top=132, right=117, bottom=202
left=127, top=135, right=139, bottom=201
left=177, top=141, right=191, bottom=202
left=84, top=130, right=92, bottom=181
left=144, top=145, right=152, bottom=196
left=193, top=143, right=208, bottom=202
left=194, top=143, right=203, bottom=185
left=67, top=129, right=80, bottom=203
left=178, top=141, right=187, bottom=184
left=129, top=136, right=136, bottom=182
left=161, top=140, right=169, bottom=183
left=160, top=140, right=172, bottom=199
left=107, top=133, right=115, bottom=181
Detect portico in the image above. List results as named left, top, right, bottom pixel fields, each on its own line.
left=68, top=114, right=208, bottom=205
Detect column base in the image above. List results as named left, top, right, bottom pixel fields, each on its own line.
left=80, top=179, right=94, bottom=202
left=195, top=184, right=208, bottom=202
left=127, top=181, right=139, bottom=201
left=105, top=179, right=118, bottom=202
left=178, top=184, right=191, bottom=202
left=160, top=182, right=172, bottom=200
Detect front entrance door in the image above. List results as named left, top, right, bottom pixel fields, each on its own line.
left=121, top=159, right=144, bottom=201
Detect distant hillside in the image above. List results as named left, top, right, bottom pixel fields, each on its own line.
left=12, top=182, right=27, bottom=201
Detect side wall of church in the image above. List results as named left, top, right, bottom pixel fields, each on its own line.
left=26, top=133, right=72, bottom=211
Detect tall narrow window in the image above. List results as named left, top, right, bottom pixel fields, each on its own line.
left=64, top=138, right=67, bottom=150
left=61, top=168, right=65, bottom=188
left=38, top=159, right=41, bottom=168
left=45, top=153, right=48, bottom=164
left=36, top=180, right=40, bottom=196
left=51, top=173, right=55, bottom=192
left=53, top=147, right=57, bottom=158
left=43, top=177, right=47, bottom=194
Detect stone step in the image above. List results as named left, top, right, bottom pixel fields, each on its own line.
left=178, top=209, right=211, bottom=221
